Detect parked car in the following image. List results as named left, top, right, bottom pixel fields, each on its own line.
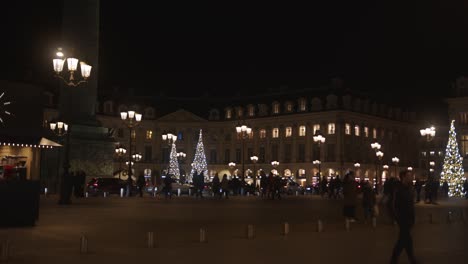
left=86, top=178, right=137, bottom=196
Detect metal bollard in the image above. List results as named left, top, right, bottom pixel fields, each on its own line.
left=345, top=219, right=350, bottom=231
left=188, top=189, right=192, bottom=196
left=317, top=220, right=323, bottom=232
left=295, top=191, right=298, bottom=196
left=85, top=192, right=89, bottom=198
left=1, top=240, right=10, bottom=262
left=448, top=211, right=453, bottom=224
left=246, top=224, right=254, bottom=239
left=147, top=232, right=155, bottom=248
left=199, top=228, right=207, bottom=243
left=44, top=187, right=48, bottom=197
left=372, top=217, right=377, bottom=228
left=283, top=222, right=289, bottom=236
left=177, top=188, right=181, bottom=197
left=103, top=192, right=107, bottom=198
left=120, top=188, right=124, bottom=198
left=80, top=235, right=88, bottom=254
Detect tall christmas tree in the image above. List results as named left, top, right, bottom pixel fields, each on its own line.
left=190, top=129, right=208, bottom=181
left=168, top=143, right=180, bottom=179
left=440, top=120, right=466, bottom=197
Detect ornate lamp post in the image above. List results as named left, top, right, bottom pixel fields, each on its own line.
left=120, top=110, right=142, bottom=196
left=162, top=132, right=177, bottom=177
left=49, top=121, right=70, bottom=204
left=271, top=161, right=279, bottom=176
left=420, top=126, right=436, bottom=179
left=235, top=123, right=252, bottom=182
left=375, top=150, right=384, bottom=185
left=250, top=155, right=258, bottom=190
left=53, top=48, right=92, bottom=87
left=383, top=164, right=389, bottom=183
left=313, top=130, right=326, bottom=178
left=354, top=162, right=360, bottom=180
left=392, top=157, right=399, bottom=178
left=177, top=152, right=186, bottom=182
left=115, top=145, right=127, bottom=180
left=313, top=160, right=322, bottom=179
left=370, top=142, right=381, bottom=184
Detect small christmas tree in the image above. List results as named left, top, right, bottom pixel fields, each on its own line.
left=190, top=129, right=208, bottom=181
left=440, top=120, right=466, bottom=197
left=168, top=143, right=180, bottom=179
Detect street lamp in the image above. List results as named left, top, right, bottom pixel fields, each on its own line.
left=53, top=48, right=92, bottom=87
left=235, top=122, right=252, bottom=182
left=313, top=131, right=326, bottom=178
left=177, top=152, right=186, bottom=182
left=407, top=167, right=413, bottom=171
left=120, top=110, right=142, bottom=196
left=49, top=121, right=70, bottom=204
left=271, top=160, right=279, bottom=176
left=162, top=131, right=177, bottom=178
left=115, top=145, right=127, bottom=180
left=132, top=153, right=142, bottom=162
left=392, top=157, right=399, bottom=178
left=420, top=126, right=436, bottom=180
left=251, top=155, right=258, bottom=190
left=354, top=163, right=361, bottom=180
left=375, top=150, right=384, bottom=184
left=228, top=162, right=236, bottom=178
left=370, top=142, right=382, bottom=185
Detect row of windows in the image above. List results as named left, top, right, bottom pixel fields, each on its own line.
left=255, top=124, right=382, bottom=139
left=225, top=100, right=307, bottom=119
left=116, top=129, right=183, bottom=141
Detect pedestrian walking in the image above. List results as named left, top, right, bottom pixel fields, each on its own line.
left=212, top=174, right=221, bottom=198
left=221, top=174, right=229, bottom=199
left=362, top=180, right=376, bottom=223
left=390, top=170, right=418, bottom=264
left=414, top=178, right=422, bottom=202
left=163, top=175, right=173, bottom=199
left=342, top=171, right=358, bottom=222
left=137, top=173, right=146, bottom=197
left=442, top=180, right=449, bottom=198
left=260, top=171, right=268, bottom=198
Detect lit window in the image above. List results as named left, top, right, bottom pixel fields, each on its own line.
left=286, top=103, right=292, bottom=112
left=354, top=125, right=360, bottom=136
left=345, top=123, right=351, bottom=135
left=299, top=125, right=306, bottom=136
left=259, top=129, right=266, bottom=139
left=146, top=130, right=153, bottom=140
left=328, top=123, right=335, bottom=134
left=272, top=128, right=279, bottom=138
left=248, top=106, right=254, bottom=117
left=249, top=130, right=254, bottom=139
left=285, top=127, right=292, bottom=137
left=373, top=128, right=377, bottom=139
left=421, top=151, right=426, bottom=157
left=237, top=108, right=243, bottom=117
left=364, top=127, right=369, bottom=137
left=313, top=124, right=320, bottom=134
left=299, top=100, right=306, bottom=111
left=131, top=130, right=136, bottom=139
left=226, top=109, right=232, bottom=119
left=273, top=103, right=280, bottom=114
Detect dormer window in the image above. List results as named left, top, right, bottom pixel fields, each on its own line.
left=345, top=123, right=351, bottom=135
left=273, top=102, right=280, bottom=114
left=355, top=125, right=360, bottom=136
left=226, top=109, right=232, bottom=119
left=248, top=105, right=255, bottom=117
left=285, top=127, right=292, bottom=137
left=237, top=108, right=243, bottom=118
left=259, top=129, right=266, bottom=139
left=299, top=125, right=306, bottom=136
left=286, top=102, right=293, bottom=112
left=299, top=99, right=306, bottom=111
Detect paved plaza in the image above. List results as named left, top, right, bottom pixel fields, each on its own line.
left=1, top=195, right=468, bottom=264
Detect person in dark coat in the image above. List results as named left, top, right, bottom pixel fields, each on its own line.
left=390, top=170, right=418, bottom=264
left=195, top=172, right=205, bottom=198
left=260, top=172, right=268, bottom=198
left=464, top=179, right=468, bottom=199
left=424, top=177, right=433, bottom=204
left=221, top=174, right=229, bottom=199
left=163, top=176, right=173, bottom=199
left=212, top=174, right=221, bottom=198
left=442, top=180, right=449, bottom=198
left=362, top=180, right=376, bottom=223
left=334, top=175, right=342, bottom=199
left=414, top=178, right=423, bottom=202
left=342, top=171, right=358, bottom=222
left=137, top=173, right=146, bottom=197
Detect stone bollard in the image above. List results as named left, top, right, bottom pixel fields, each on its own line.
left=120, top=188, right=124, bottom=198
left=372, top=217, right=377, bottom=228
left=447, top=211, right=453, bottom=224
left=283, top=222, right=290, bottom=236
left=199, top=228, right=207, bottom=243
left=0, top=240, right=11, bottom=262
left=428, top=213, right=433, bottom=224
left=345, top=219, right=350, bottom=231
left=147, top=232, right=155, bottom=248
left=246, top=224, right=254, bottom=239
left=317, top=220, right=323, bottom=232
left=80, top=235, right=88, bottom=254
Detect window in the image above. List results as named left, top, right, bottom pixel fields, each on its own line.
left=272, top=128, right=279, bottom=138
left=226, top=109, right=232, bottom=119
left=345, top=123, right=351, bottom=135
left=354, top=125, right=360, bottom=136
left=259, top=129, right=266, bottom=139
left=373, top=128, right=377, bottom=139
left=313, top=124, right=320, bottom=135
left=299, top=125, right=306, bottom=136
left=273, top=103, right=280, bottom=114
left=146, top=130, right=153, bottom=140
left=224, top=149, right=230, bottom=163
left=248, top=106, right=255, bottom=117
left=286, top=103, right=293, bottom=112
left=235, top=149, right=241, bottom=163
left=248, top=130, right=254, bottom=139
left=284, top=144, right=292, bottom=162
left=298, top=144, right=305, bottom=162
left=131, top=130, right=136, bottom=139
left=364, top=127, right=369, bottom=137
left=144, top=146, right=152, bottom=162
left=285, top=127, right=292, bottom=137
left=178, top=132, right=183, bottom=140
left=462, top=135, right=468, bottom=158
left=117, top=128, right=124, bottom=138
left=421, top=151, right=427, bottom=157
left=272, top=144, right=279, bottom=161
left=259, top=147, right=265, bottom=163
left=210, top=150, right=217, bottom=163
left=299, top=99, right=306, bottom=111
left=328, top=123, right=335, bottom=134
left=237, top=108, right=243, bottom=117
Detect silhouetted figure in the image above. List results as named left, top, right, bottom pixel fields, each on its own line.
left=442, top=181, right=449, bottom=198
left=137, top=173, right=145, bottom=197
left=464, top=180, right=468, bottom=199
left=414, top=178, right=422, bottom=202
left=194, top=172, right=205, bottom=198
left=362, top=180, right=376, bottom=223
left=163, top=176, right=173, bottom=199
left=390, top=170, right=417, bottom=264
left=342, top=171, right=358, bottom=222
left=260, top=172, right=268, bottom=198
left=221, top=174, right=229, bottom=199
left=212, top=174, right=221, bottom=198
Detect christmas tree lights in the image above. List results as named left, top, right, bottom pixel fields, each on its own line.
left=168, top=143, right=180, bottom=179
left=190, top=129, right=208, bottom=181
left=440, top=120, right=466, bottom=197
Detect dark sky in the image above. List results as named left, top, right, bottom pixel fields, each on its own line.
left=3, top=1, right=468, bottom=100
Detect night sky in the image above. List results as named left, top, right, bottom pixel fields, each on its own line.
left=3, top=1, right=468, bottom=102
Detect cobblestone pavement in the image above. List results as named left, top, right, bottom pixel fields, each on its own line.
left=1, top=195, right=467, bottom=264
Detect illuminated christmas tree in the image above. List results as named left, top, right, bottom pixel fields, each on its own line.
left=440, top=120, right=466, bottom=197
left=190, top=129, right=208, bottom=181
left=168, top=143, right=180, bottom=179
